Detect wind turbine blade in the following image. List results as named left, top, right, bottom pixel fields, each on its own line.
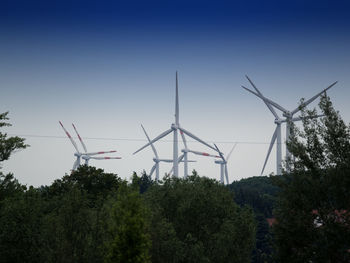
left=245, top=75, right=279, bottom=119
left=179, top=127, right=217, bottom=152
left=141, top=124, right=159, bottom=159
left=149, top=164, right=157, bottom=177
left=59, top=121, right=80, bottom=153
left=177, top=153, right=185, bottom=163
left=73, top=158, right=79, bottom=170
left=226, top=143, right=237, bottom=161
left=179, top=129, right=188, bottom=149
left=175, top=71, right=179, bottom=125
left=84, top=150, right=117, bottom=156
left=214, top=144, right=225, bottom=161
left=225, top=164, right=229, bottom=185
left=159, top=159, right=175, bottom=163
left=187, top=149, right=220, bottom=158
left=242, top=86, right=288, bottom=113
left=291, top=81, right=337, bottom=115
left=168, top=153, right=185, bottom=176
left=133, top=128, right=173, bottom=155
left=72, top=123, right=88, bottom=153
left=158, top=157, right=194, bottom=163
left=261, top=126, right=278, bottom=176
left=89, top=156, right=122, bottom=160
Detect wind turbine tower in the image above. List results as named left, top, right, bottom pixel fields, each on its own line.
left=214, top=144, right=236, bottom=184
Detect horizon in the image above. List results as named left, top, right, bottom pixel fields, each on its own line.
left=1, top=0, right=350, bottom=186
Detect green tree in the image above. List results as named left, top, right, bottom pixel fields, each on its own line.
left=48, top=166, right=122, bottom=201
left=42, top=166, right=124, bottom=263
left=273, top=95, right=350, bottom=262
left=145, top=174, right=256, bottom=263
left=0, top=173, right=26, bottom=204
left=0, top=187, right=45, bottom=263
left=131, top=171, right=154, bottom=194
left=0, top=112, right=28, bottom=165
left=104, top=184, right=151, bottom=263
left=230, top=176, right=279, bottom=262
left=42, top=186, right=95, bottom=263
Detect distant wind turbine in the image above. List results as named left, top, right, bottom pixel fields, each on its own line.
left=172, top=130, right=220, bottom=178
left=59, top=121, right=121, bottom=170
left=242, top=76, right=336, bottom=175
left=133, top=72, right=219, bottom=178
left=140, top=124, right=195, bottom=181
left=214, top=143, right=236, bottom=184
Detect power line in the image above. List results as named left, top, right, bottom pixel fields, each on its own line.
left=8, top=133, right=271, bottom=145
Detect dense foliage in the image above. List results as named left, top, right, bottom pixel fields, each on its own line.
left=146, top=175, right=256, bottom=263
left=0, top=168, right=256, bottom=262
left=230, top=176, right=279, bottom=263
left=274, top=95, right=350, bottom=262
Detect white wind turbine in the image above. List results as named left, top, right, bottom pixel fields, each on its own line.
left=168, top=131, right=220, bottom=177
left=177, top=129, right=220, bottom=178
left=140, top=124, right=196, bottom=181
left=59, top=121, right=121, bottom=170
left=242, top=76, right=337, bottom=175
left=133, top=72, right=219, bottom=178
left=214, top=143, right=236, bottom=184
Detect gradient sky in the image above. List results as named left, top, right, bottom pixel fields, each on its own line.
left=1, top=0, right=350, bottom=186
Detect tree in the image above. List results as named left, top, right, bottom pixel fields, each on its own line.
left=131, top=171, right=154, bottom=194
left=0, top=187, right=45, bottom=263
left=273, top=95, right=350, bottom=262
left=145, top=173, right=256, bottom=263
left=0, top=173, right=26, bottom=204
left=104, top=184, right=151, bottom=263
left=0, top=112, right=28, bottom=165
left=47, top=165, right=122, bottom=203
left=230, top=176, right=279, bottom=263
left=42, top=166, right=124, bottom=262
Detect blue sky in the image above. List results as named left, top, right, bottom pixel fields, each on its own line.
left=1, top=0, right=350, bottom=186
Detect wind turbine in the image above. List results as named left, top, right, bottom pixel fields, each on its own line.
left=133, top=72, right=219, bottom=178
left=214, top=143, right=236, bottom=184
left=242, top=76, right=337, bottom=175
left=140, top=124, right=196, bottom=181
left=174, top=130, right=220, bottom=178
left=59, top=121, right=121, bottom=170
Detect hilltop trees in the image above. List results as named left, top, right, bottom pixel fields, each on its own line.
left=230, top=176, right=279, bottom=263
left=273, top=95, right=350, bottom=262
left=145, top=174, right=256, bottom=263
left=104, top=185, right=151, bottom=263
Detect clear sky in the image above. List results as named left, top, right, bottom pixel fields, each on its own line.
left=1, top=0, right=350, bottom=186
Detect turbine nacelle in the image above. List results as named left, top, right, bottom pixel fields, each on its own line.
left=282, top=111, right=293, bottom=118
left=152, top=158, right=160, bottom=163
left=274, top=118, right=283, bottom=124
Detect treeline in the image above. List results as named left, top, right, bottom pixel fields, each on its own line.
left=0, top=168, right=256, bottom=263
